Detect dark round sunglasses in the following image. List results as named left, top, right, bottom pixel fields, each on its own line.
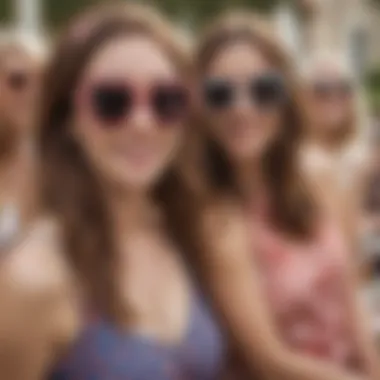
left=81, top=81, right=190, bottom=127
left=203, top=73, right=287, bottom=110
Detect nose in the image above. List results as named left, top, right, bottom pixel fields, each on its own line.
left=233, top=89, right=253, bottom=114
left=128, top=105, right=156, bottom=132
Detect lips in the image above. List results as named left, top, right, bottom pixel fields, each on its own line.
left=115, top=144, right=157, bottom=167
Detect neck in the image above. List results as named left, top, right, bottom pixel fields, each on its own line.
left=234, top=158, right=265, bottom=204
left=106, top=188, right=158, bottom=236
left=306, top=126, right=346, bottom=154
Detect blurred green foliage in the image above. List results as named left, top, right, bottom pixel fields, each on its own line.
left=366, top=67, right=380, bottom=111
left=43, top=0, right=99, bottom=27
left=0, top=0, right=11, bottom=24
left=0, top=0, right=292, bottom=30
left=0, top=0, right=283, bottom=30
left=43, top=0, right=281, bottom=28
left=152, top=0, right=283, bottom=26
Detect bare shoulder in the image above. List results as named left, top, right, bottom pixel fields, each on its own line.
left=0, top=217, right=81, bottom=355
left=0, top=220, right=80, bottom=380
left=0, top=218, right=75, bottom=300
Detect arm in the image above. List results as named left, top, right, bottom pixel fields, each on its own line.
left=200, top=204, right=366, bottom=380
left=0, top=221, right=79, bottom=380
left=336, top=154, right=380, bottom=378
left=342, top=245, right=380, bottom=379
left=345, top=159, right=371, bottom=249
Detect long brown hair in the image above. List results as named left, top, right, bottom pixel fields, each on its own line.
left=38, top=3, right=192, bottom=321
left=195, top=12, right=316, bottom=238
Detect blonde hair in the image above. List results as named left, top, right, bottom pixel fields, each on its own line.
left=299, top=49, right=354, bottom=82
left=299, top=48, right=370, bottom=150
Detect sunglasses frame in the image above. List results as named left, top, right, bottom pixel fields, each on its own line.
left=202, top=73, right=287, bottom=111
left=75, top=77, right=191, bottom=126
left=310, top=80, right=354, bottom=101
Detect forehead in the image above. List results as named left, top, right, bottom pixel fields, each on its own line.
left=206, top=41, right=273, bottom=78
left=84, top=35, right=178, bottom=83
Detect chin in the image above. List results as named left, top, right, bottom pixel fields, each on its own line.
left=325, top=122, right=346, bottom=134
left=118, top=173, right=162, bottom=192
left=230, top=150, right=260, bottom=165
left=233, top=143, right=265, bottom=161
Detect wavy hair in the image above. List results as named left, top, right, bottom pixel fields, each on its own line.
left=193, top=11, right=316, bottom=238
left=38, top=2, right=192, bottom=320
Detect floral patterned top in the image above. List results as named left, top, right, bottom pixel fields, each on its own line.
left=249, top=204, right=364, bottom=372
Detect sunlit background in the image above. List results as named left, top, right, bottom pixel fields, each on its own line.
left=1, top=0, right=380, bottom=349
left=1, top=0, right=380, bottom=109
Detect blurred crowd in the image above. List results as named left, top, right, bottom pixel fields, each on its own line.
left=0, top=2, right=379, bottom=380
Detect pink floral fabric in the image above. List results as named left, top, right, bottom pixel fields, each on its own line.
left=250, top=209, right=362, bottom=370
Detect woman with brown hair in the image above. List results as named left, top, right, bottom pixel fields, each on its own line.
left=188, top=11, right=379, bottom=380
left=0, top=31, right=45, bottom=253
left=0, top=4, right=226, bottom=380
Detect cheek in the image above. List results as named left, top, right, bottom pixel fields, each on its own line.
left=6, top=93, right=27, bottom=117
left=323, top=102, right=348, bottom=122
left=74, top=117, right=184, bottom=189
left=153, top=126, right=183, bottom=165
left=207, top=110, right=281, bottom=161
left=264, top=112, right=281, bottom=136
left=1, top=90, right=12, bottom=107
left=307, top=100, right=322, bottom=119
left=73, top=114, right=112, bottom=167
left=255, top=112, right=281, bottom=149
left=0, top=92, right=19, bottom=121
left=343, top=102, right=354, bottom=121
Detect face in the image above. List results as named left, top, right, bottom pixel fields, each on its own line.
left=73, top=35, right=188, bottom=192
left=303, top=65, right=354, bottom=135
left=0, top=48, right=40, bottom=132
left=201, top=42, right=286, bottom=164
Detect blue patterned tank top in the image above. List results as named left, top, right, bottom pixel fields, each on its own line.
left=50, top=289, right=225, bottom=380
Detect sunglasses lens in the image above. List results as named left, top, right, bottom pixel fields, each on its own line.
left=251, top=75, right=285, bottom=106
left=313, top=81, right=352, bottom=99
left=204, top=80, right=233, bottom=109
left=8, top=72, right=28, bottom=90
left=152, top=85, right=188, bottom=123
left=92, top=85, right=131, bottom=125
